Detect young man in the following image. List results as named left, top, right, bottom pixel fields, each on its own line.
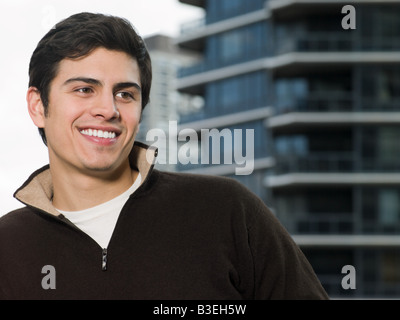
left=0, top=12, right=329, bottom=300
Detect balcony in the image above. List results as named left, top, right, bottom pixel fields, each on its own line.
left=178, top=44, right=269, bottom=79
left=274, top=94, right=400, bottom=115
left=178, top=60, right=208, bottom=78
left=179, top=98, right=269, bottom=124
left=206, top=0, right=267, bottom=24
left=268, top=112, right=400, bottom=131
left=282, top=212, right=353, bottom=235
left=275, top=92, right=354, bottom=115
left=273, top=153, right=354, bottom=174
left=282, top=212, right=400, bottom=236
left=268, top=0, right=397, bottom=18
left=361, top=98, right=400, bottom=112
left=274, top=154, right=400, bottom=174
left=274, top=152, right=400, bottom=176
left=176, top=7, right=268, bottom=52
left=275, top=34, right=400, bottom=55
left=275, top=33, right=352, bottom=55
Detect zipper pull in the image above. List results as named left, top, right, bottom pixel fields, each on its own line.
left=102, top=248, right=108, bottom=271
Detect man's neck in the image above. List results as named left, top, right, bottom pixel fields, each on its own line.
left=51, top=162, right=138, bottom=212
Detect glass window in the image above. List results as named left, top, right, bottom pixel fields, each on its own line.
left=216, top=22, right=268, bottom=66
left=378, top=127, right=400, bottom=165
left=221, top=78, right=240, bottom=110
left=206, top=71, right=268, bottom=116
left=382, top=251, right=400, bottom=283
left=378, top=7, right=400, bottom=38
left=362, top=187, right=400, bottom=233
left=379, top=189, right=400, bottom=226
left=307, top=188, right=352, bottom=214
left=301, top=248, right=354, bottom=275
left=274, top=135, right=308, bottom=156
left=221, top=0, right=241, bottom=12
left=361, top=66, right=400, bottom=110
left=220, top=31, right=243, bottom=62
left=275, top=78, right=308, bottom=113
left=207, top=0, right=266, bottom=22
left=360, top=6, right=400, bottom=50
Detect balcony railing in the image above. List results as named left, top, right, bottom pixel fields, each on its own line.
left=178, top=60, right=208, bottom=78
left=361, top=98, right=400, bottom=112
left=178, top=47, right=269, bottom=79
left=275, top=92, right=354, bottom=114
left=282, top=213, right=353, bottom=235
left=275, top=154, right=400, bottom=174
left=275, top=34, right=400, bottom=55
left=361, top=159, right=400, bottom=173
left=179, top=99, right=268, bottom=124
left=362, top=221, right=400, bottom=234
left=275, top=94, right=400, bottom=114
left=275, top=33, right=352, bottom=55
left=274, top=153, right=354, bottom=174
left=282, top=213, right=400, bottom=236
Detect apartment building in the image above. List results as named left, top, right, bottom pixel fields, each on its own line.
left=175, top=0, right=400, bottom=298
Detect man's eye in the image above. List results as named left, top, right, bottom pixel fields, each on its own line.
left=76, top=87, right=93, bottom=94
left=116, top=92, right=134, bottom=100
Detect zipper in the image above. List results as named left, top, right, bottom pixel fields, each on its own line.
left=30, top=207, right=112, bottom=272
left=56, top=214, right=108, bottom=271
left=58, top=213, right=109, bottom=272
left=102, top=248, right=108, bottom=271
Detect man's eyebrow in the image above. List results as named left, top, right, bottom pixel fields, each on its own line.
left=63, top=77, right=103, bottom=86
left=113, top=82, right=142, bottom=93
left=63, top=77, right=141, bottom=92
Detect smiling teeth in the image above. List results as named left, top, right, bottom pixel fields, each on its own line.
left=80, top=129, right=116, bottom=139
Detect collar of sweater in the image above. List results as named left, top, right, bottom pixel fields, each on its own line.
left=13, top=141, right=158, bottom=216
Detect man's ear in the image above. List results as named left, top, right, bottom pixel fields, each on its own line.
left=27, top=87, right=46, bottom=128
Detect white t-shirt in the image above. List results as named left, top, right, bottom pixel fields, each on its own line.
left=56, top=173, right=142, bottom=249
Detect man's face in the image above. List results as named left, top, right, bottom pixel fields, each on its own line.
left=34, top=48, right=142, bottom=176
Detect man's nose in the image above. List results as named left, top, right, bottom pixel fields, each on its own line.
left=91, top=94, right=120, bottom=120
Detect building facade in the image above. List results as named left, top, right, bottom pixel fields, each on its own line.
left=175, top=0, right=400, bottom=298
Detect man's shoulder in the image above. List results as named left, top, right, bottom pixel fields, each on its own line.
left=0, top=207, right=36, bottom=232
left=155, top=170, right=247, bottom=193
left=153, top=170, right=265, bottom=209
left=151, top=170, right=279, bottom=234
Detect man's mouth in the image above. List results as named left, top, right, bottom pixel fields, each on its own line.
left=80, top=129, right=117, bottom=139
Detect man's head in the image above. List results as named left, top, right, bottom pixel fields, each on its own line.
left=28, top=12, right=152, bottom=145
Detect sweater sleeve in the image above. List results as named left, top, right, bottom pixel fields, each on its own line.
left=243, top=190, right=329, bottom=299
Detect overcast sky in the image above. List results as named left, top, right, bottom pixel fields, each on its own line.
left=0, top=0, right=203, bottom=216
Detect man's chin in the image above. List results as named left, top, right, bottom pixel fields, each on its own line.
left=81, top=162, right=121, bottom=175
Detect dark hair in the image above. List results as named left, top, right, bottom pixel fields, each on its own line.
left=28, top=12, right=152, bottom=145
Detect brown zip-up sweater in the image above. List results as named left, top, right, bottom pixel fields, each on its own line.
left=0, top=142, right=329, bottom=300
